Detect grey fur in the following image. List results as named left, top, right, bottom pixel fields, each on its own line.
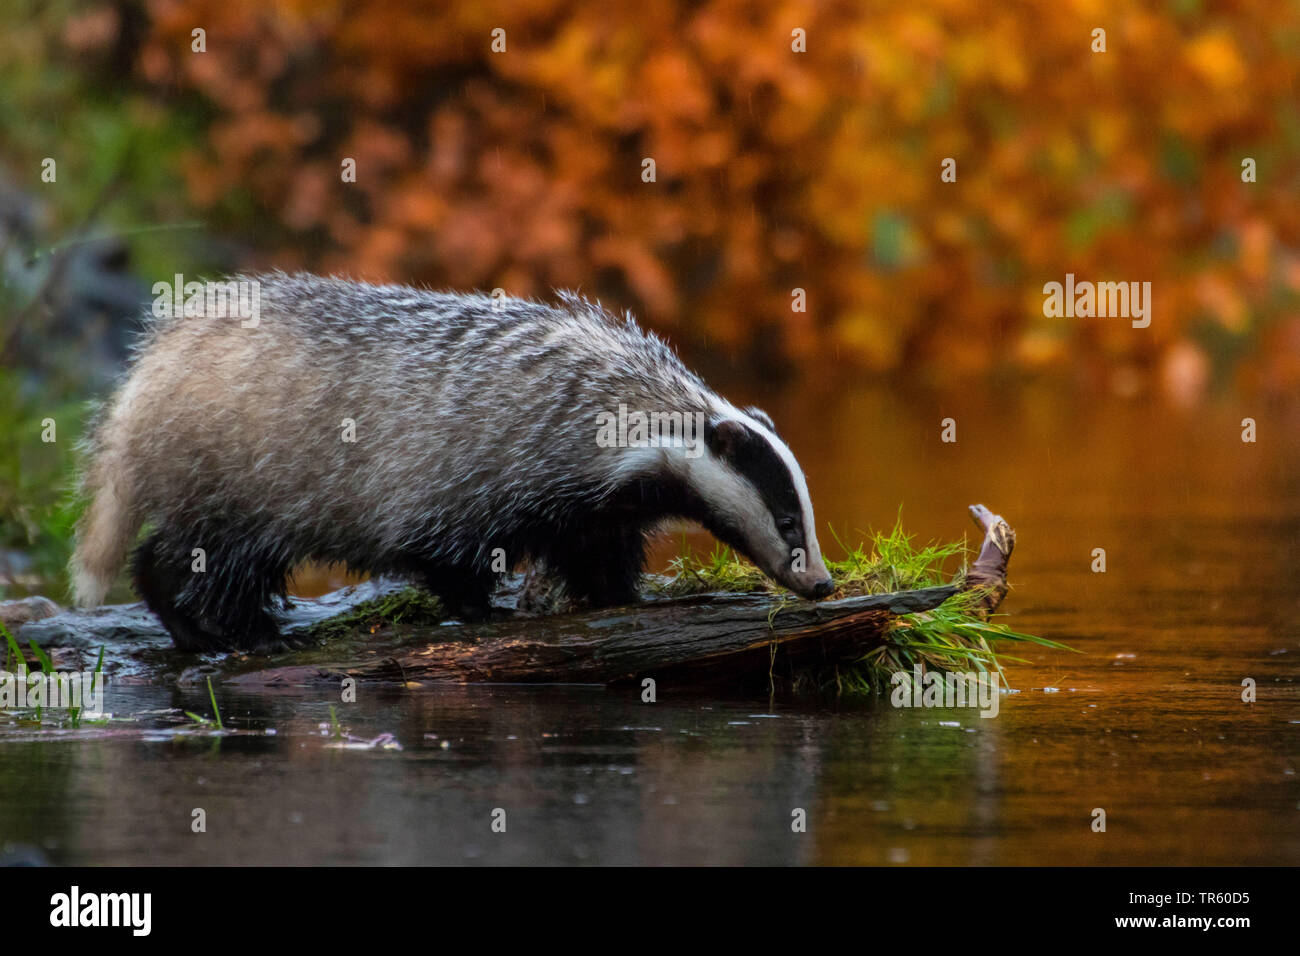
left=72, top=272, right=832, bottom=650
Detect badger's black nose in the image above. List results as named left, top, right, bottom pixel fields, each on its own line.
left=812, top=578, right=835, bottom=598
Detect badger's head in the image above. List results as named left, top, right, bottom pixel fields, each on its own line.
left=681, top=406, right=835, bottom=600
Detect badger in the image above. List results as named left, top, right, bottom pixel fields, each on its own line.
left=72, top=272, right=834, bottom=651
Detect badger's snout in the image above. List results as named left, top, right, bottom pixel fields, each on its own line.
left=790, top=575, right=835, bottom=600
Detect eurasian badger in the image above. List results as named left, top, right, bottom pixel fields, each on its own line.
left=72, top=272, right=834, bottom=651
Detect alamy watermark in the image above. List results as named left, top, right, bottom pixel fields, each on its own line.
left=50, top=886, right=150, bottom=936
left=595, top=404, right=705, bottom=458
left=152, top=274, right=261, bottom=328
left=891, top=667, right=1000, bottom=718
left=1042, top=273, right=1151, bottom=328
left=0, top=669, right=105, bottom=717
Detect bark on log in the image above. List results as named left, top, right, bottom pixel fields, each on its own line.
left=17, top=505, right=1016, bottom=690
left=226, top=584, right=959, bottom=690
left=226, top=504, right=1016, bottom=691
left=965, top=504, right=1016, bottom=614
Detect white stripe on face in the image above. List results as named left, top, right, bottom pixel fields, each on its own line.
left=731, top=408, right=823, bottom=562
left=694, top=404, right=831, bottom=594
left=687, top=453, right=784, bottom=568
left=610, top=405, right=831, bottom=597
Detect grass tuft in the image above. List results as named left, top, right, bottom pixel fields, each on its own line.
left=183, top=676, right=225, bottom=729
left=655, top=517, right=1071, bottom=693
left=306, top=586, right=445, bottom=642
left=653, top=515, right=965, bottom=598
left=842, top=588, right=1072, bottom=694
left=300, top=521, right=1072, bottom=695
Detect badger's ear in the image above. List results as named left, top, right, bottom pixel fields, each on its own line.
left=706, top=418, right=750, bottom=459
left=743, top=406, right=777, bottom=434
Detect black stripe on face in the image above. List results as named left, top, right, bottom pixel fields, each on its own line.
left=709, top=421, right=805, bottom=549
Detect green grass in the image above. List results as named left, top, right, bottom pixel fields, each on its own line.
left=654, top=542, right=773, bottom=595
left=841, top=588, right=1071, bottom=694
left=297, top=521, right=1070, bottom=695
left=0, top=371, right=87, bottom=600
left=183, top=677, right=224, bottom=730
left=67, top=645, right=104, bottom=728
left=1, top=621, right=50, bottom=721
left=654, top=517, right=965, bottom=598
left=305, top=586, right=445, bottom=642
left=1, top=621, right=23, bottom=675
left=824, top=520, right=966, bottom=594
left=655, top=518, right=1071, bottom=693
left=1, top=620, right=108, bottom=726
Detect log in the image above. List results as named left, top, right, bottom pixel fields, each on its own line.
left=226, top=583, right=960, bottom=690
left=225, top=504, right=1016, bottom=690
left=17, top=505, right=1016, bottom=692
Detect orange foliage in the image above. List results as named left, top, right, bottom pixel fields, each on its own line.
left=130, top=0, right=1300, bottom=383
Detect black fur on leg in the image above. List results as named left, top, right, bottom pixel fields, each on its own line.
left=133, top=531, right=220, bottom=652
left=545, top=523, right=647, bottom=608
left=133, top=522, right=291, bottom=653
left=418, top=561, right=497, bottom=621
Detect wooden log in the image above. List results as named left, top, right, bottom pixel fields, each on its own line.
left=18, top=505, right=1015, bottom=689
left=226, top=584, right=959, bottom=689
left=226, top=504, right=1016, bottom=690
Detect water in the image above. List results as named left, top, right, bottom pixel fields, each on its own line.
left=2, top=383, right=1298, bottom=865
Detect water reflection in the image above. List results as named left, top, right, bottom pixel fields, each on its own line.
left=2, top=384, right=1298, bottom=865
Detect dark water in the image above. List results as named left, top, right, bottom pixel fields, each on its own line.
left=2, top=383, right=1298, bottom=865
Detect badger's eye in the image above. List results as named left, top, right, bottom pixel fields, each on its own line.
left=777, top=516, right=797, bottom=534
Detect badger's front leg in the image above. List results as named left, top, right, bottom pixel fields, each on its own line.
left=547, top=525, right=647, bottom=608
left=418, top=561, right=497, bottom=621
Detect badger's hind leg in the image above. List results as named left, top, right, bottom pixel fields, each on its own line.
left=133, top=527, right=288, bottom=652
left=547, top=525, right=646, bottom=608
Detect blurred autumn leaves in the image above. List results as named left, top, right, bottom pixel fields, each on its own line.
left=46, top=1, right=1300, bottom=388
